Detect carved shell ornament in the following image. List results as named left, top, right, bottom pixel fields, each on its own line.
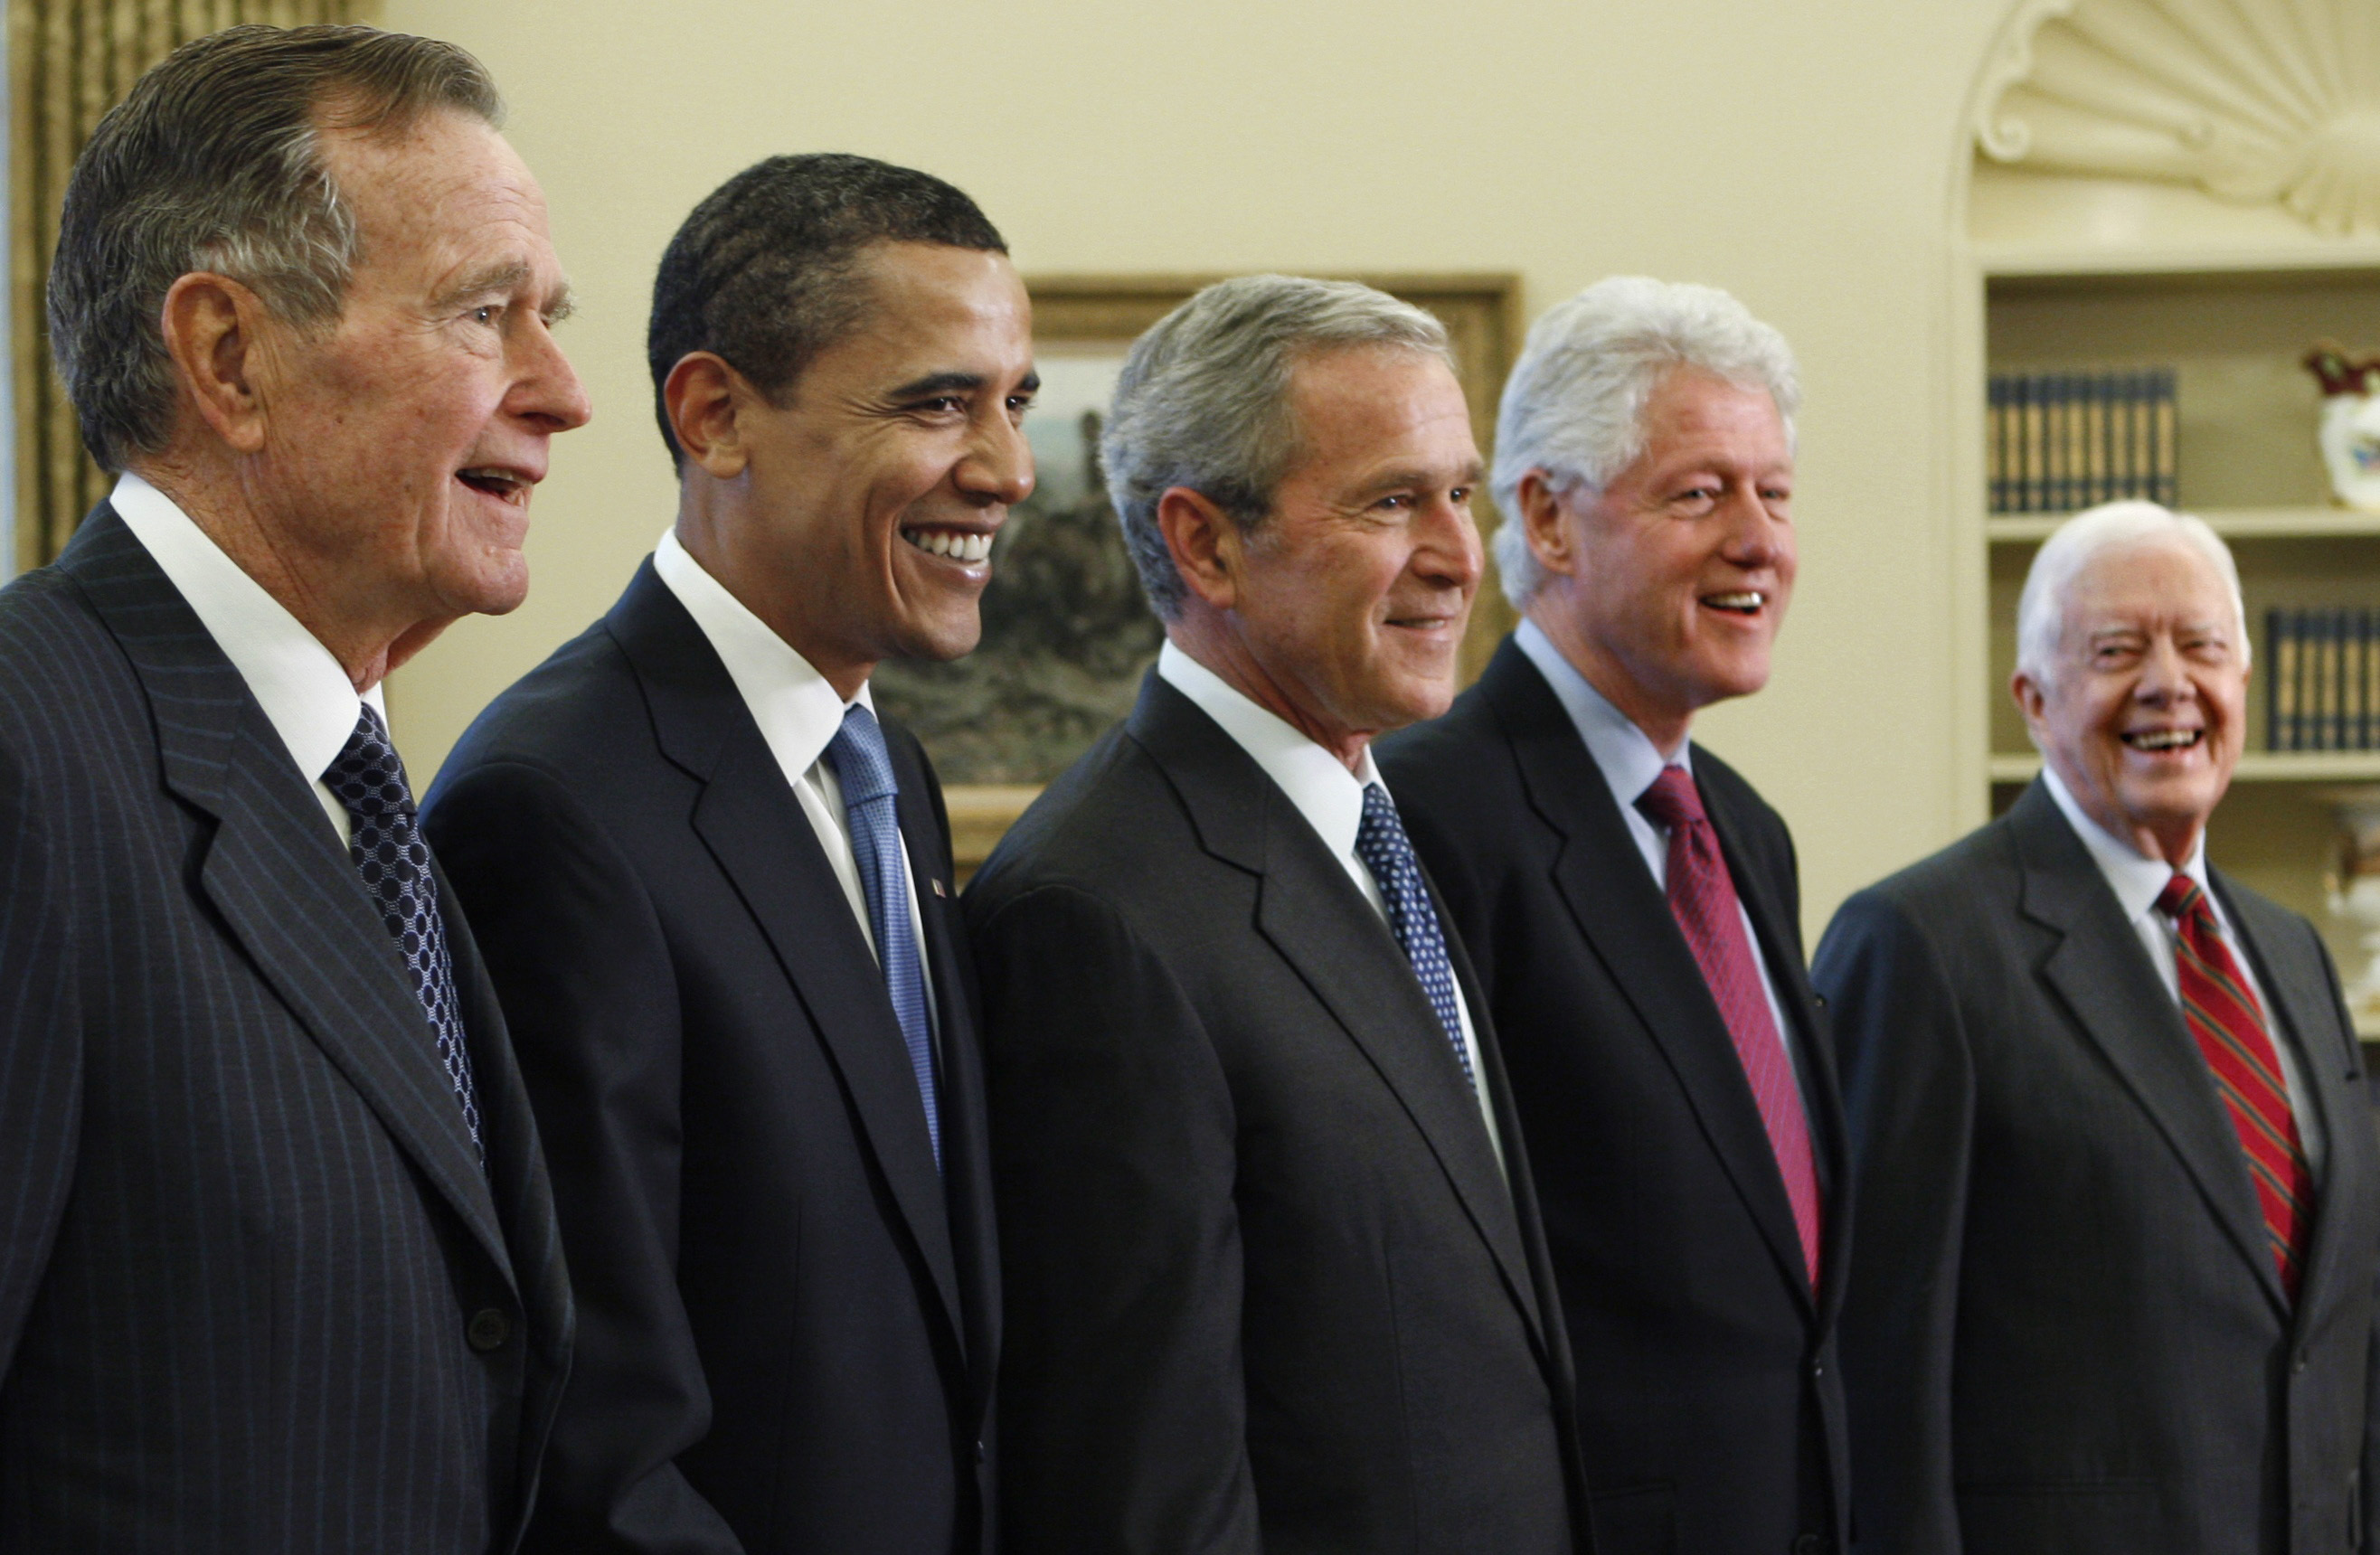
left=1975, top=0, right=2380, bottom=235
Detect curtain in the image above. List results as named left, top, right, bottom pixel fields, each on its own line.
left=8, top=0, right=379, bottom=574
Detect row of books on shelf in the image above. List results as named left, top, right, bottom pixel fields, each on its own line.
left=2268, top=608, right=2380, bottom=751
left=1988, top=369, right=2178, bottom=514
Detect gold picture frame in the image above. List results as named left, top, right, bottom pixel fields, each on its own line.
left=941, top=272, right=1524, bottom=875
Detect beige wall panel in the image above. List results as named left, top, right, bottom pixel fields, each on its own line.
left=378, top=0, right=2012, bottom=939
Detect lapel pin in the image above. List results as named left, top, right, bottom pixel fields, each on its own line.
left=932, top=879, right=947, bottom=898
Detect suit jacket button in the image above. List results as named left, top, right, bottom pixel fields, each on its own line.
left=975, top=1439, right=987, bottom=1464
left=2294, top=1353, right=2309, bottom=1374
left=468, top=1308, right=512, bottom=1352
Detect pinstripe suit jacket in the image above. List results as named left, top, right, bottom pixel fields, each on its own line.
left=0, top=505, right=571, bottom=1554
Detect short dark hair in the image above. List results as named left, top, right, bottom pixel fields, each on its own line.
left=49, top=24, right=503, bottom=472
left=646, top=153, right=1008, bottom=468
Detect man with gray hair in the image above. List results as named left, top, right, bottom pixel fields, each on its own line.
left=0, top=25, right=587, bottom=1553
left=1382, top=275, right=1850, bottom=1554
left=1816, top=502, right=2380, bottom=1551
left=967, top=274, right=1587, bottom=1552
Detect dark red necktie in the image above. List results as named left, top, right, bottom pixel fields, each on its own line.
left=1636, top=767, right=1821, bottom=1288
left=2157, top=874, right=2313, bottom=1301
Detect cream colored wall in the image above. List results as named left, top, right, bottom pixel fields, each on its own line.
left=380, top=0, right=2013, bottom=941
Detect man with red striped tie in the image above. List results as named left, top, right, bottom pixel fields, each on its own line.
left=1817, top=500, right=2380, bottom=1554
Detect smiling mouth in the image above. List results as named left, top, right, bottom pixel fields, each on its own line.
left=1702, top=591, right=1765, bottom=615
left=900, top=527, right=993, bottom=563
left=2123, top=729, right=2205, bottom=752
left=457, top=467, right=530, bottom=504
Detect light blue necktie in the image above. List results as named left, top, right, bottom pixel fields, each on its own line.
left=825, top=703, right=941, bottom=1170
left=1354, top=781, right=1476, bottom=1092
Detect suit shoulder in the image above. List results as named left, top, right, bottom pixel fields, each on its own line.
left=1831, top=815, right=2023, bottom=946
left=965, top=726, right=1183, bottom=919
left=1374, top=681, right=1525, bottom=824
left=436, top=617, right=640, bottom=782
left=0, top=567, right=152, bottom=775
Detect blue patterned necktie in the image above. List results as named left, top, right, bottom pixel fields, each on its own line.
left=825, top=703, right=941, bottom=1171
left=1354, top=781, right=1476, bottom=1091
left=325, top=704, right=483, bottom=1163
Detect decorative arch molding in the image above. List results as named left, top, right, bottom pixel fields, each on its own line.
left=1973, top=0, right=2380, bottom=236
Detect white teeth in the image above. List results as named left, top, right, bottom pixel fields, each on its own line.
left=901, top=529, right=993, bottom=562
left=1705, top=591, right=1763, bottom=609
left=2125, top=730, right=2202, bottom=750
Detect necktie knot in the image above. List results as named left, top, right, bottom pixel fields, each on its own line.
left=1635, top=765, right=1706, bottom=834
left=327, top=705, right=415, bottom=824
left=2157, top=872, right=2209, bottom=928
left=826, top=702, right=899, bottom=810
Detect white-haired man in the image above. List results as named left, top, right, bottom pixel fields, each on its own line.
left=1815, top=502, right=2380, bottom=1553
left=1382, top=276, right=1849, bottom=1554
left=968, top=274, right=1586, bottom=1553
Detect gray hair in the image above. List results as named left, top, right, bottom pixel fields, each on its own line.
left=2016, top=500, right=2250, bottom=686
left=1490, top=277, right=1800, bottom=607
left=1100, top=274, right=1454, bottom=617
left=49, top=24, right=503, bottom=472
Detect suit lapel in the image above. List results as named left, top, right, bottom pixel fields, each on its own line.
left=2215, top=873, right=2369, bottom=1326
left=2010, top=783, right=2285, bottom=1309
left=889, top=728, right=993, bottom=1388
left=60, top=507, right=513, bottom=1283
left=609, top=567, right=966, bottom=1349
left=1480, top=644, right=1815, bottom=1300
left=1128, top=674, right=1547, bottom=1349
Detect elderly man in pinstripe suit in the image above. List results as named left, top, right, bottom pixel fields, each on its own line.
left=0, top=24, right=588, bottom=1554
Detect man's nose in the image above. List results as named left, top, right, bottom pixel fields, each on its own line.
left=2135, top=636, right=2196, bottom=699
left=957, top=410, right=1034, bottom=506
left=515, top=316, right=593, bottom=432
left=1718, top=486, right=1783, bottom=564
left=1413, top=494, right=1483, bottom=590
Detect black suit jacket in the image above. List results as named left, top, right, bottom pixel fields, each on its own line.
left=964, top=669, right=1587, bottom=1555
left=0, top=505, right=570, bottom=1554
left=422, top=560, right=998, bottom=1555
left=1814, top=779, right=2380, bottom=1554
left=1380, top=635, right=1852, bottom=1555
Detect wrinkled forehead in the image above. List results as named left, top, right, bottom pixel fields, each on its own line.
left=2060, top=536, right=2240, bottom=636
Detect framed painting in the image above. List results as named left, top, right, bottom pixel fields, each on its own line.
left=868, top=273, right=1523, bottom=873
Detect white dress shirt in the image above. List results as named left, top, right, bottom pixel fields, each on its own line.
left=653, top=531, right=937, bottom=1029
left=2041, top=765, right=2326, bottom=1176
left=1157, top=640, right=1503, bottom=1164
left=1514, top=618, right=1804, bottom=1097
left=111, top=471, right=382, bottom=845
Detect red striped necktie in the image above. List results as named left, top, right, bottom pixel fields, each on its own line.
left=1637, top=767, right=1821, bottom=1289
left=2156, top=874, right=2313, bottom=1301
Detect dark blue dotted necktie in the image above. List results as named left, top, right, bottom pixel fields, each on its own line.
left=1354, top=781, right=1475, bottom=1091
left=326, top=705, right=482, bottom=1163
left=825, top=703, right=941, bottom=1171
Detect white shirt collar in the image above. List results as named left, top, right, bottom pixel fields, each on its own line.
left=2041, top=762, right=2211, bottom=922
left=1156, top=639, right=1381, bottom=860
left=651, top=528, right=869, bottom=784
left=1515, top=616, right=1692, bottom=804
left=109, top=471, right=380, bottom=786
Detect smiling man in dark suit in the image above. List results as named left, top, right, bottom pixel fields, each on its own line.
left=1381, top=277, right=1848, bottom=1555
left=422, top=155, right=1030, bottom=1555
left=0, top=25, right=588, bottom=1554
left=1815, top=502, right=2380, bottom=1553
left=968, top=274, right=1586, bottom=1554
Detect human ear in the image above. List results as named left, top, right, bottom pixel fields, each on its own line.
left=663, top=353, right=751, bottom=479
left=1517, top=469, right=1580, bottom=578
left=1156, top=486, right=1244, bottom=612
left=158, top=272, right=272, bottom=455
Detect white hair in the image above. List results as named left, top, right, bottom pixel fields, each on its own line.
left=2015, top=501, right=2251, bottom=686
left=1489, top=276, right=1800, bottom=607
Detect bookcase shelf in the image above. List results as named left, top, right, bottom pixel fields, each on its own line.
left=1987, top=507, right=2380, bottom=544
left=1988, top=752, right=2380, bottom=786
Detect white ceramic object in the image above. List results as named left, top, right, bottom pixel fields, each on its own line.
left=2308, top=345, right=2380, bottom=512
left=2325, top=791, right=2380, bottom=1027
left=1975, top=0, right=2380, bottom=236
